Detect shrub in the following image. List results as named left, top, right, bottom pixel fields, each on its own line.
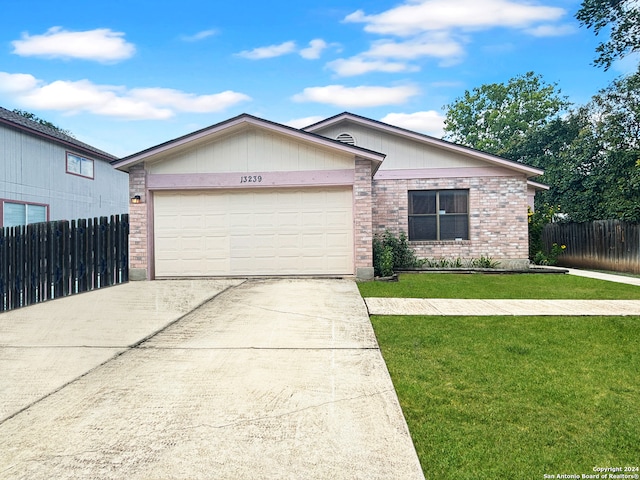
left=469, top=255, right=501, bottom=269
left=532, top=242, right=566, bottom=266
left=379, top=246, right=394, bottom=277
left=373, top=230, right=422, bottom=276
left=529, top=204, right=566, bottom=264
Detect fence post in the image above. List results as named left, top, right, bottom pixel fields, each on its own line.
left=121, top=214, right=129, bottom=282
left=0, top=228, right=7, bottom=311
left=0, top=214, right=130, bottom=312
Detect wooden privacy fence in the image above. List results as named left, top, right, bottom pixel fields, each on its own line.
left=543, top=220, right=640, bottom=274
left=0, top=214, right=129, bottom=312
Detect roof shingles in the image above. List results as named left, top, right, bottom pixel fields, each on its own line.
left=0, top=106, right=116, bottom=161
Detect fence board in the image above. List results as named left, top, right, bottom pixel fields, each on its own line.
left=0, top=214, right=129, bottom=312
left=543, top=220, right=640, bottom=274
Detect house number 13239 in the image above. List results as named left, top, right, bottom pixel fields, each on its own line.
left=240, top=175, right=262, bottom=183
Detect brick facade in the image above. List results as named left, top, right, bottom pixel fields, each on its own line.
left=128, top=164, right=148, bottom=280
left=372, top=175, right=530, bottom=268
left=353, top=158, right=374, bottom=279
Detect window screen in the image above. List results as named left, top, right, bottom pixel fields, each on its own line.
left=408, top=190, right=469, bottom=241
left=3, top=201, right=48, bottom=227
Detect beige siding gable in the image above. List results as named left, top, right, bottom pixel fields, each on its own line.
left=148, top=127, right=354, bottom=174
left=315, top=123, right=490, bottom=170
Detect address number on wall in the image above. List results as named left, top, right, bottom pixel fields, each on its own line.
left=240, top=175, right=263, bottom=183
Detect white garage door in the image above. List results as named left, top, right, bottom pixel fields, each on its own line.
left=153, top=188, right=354, bottom=277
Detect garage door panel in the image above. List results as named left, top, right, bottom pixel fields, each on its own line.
left=276, top=212, right=301, bottom=228
left=154, top=188, right=353, bottom=277
left=327, top=232, right=350, bottom=248
left=326, top=211, right=351, bottom=226
left=204, top=214, right=227, bottom=228
left=302, top=233, right=324, bottom=249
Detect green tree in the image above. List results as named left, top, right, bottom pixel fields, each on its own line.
left=576, top=0, right=640, bottom=70
left=586, top=68, right=640, bottom=220
left=443, top=72, right=569, bottom=160
left=12, top=109, right=74, bottom=137
left=531, top=68, right=640, bottom=221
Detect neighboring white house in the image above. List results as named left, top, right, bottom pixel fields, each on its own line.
left=112, top=112, right=546, bottom=280
left=0, top=106, right=128, bottom=227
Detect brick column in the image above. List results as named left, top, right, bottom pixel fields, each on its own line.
left=354, top=158, right=374, bottom=280
left=128, top=164, right=148, bottom=280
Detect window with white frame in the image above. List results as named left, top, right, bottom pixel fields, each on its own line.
left=66, top=152, right=94, bottom=179
left=2, top=200, right=48, bottom=227
left=408, top=190, right=469, bottom=241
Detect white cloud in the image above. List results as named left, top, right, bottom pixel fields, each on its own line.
left=180, top=29, right=218, bottom=42
left=130, top=88, right=251, bottom=113
left=236, top=41, right=297, bottom=59
left=0, top=72, right=40, bottom=93
left=327, top=32, right=467, bottom=77
left=0, top=71, right=251, bottom=120
left=11, top=27, right=135, bottom=62
left=292, top=84, right=419, bottom=108
left=365, top=34, right=465, bottom=60
left=380, top=111, right=445, bottom=138
left=612, top=52, right=640, bottom=75
left=345, top=0, right=566, bottom=36
left=327, top=57, right=418, bottom=76
left=525, top=23, right=576, bottom=37
left=285, top=116, right=326, bottom=128
left=339, top=1, right=571, bottom=72
left=300, top=39, right=328, bottom=59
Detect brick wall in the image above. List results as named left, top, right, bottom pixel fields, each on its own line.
left=128, top=164, right=148, bottom=278
left=372, top=175, right=530, bottom=267
left=354, top=158, right=374, bottom=278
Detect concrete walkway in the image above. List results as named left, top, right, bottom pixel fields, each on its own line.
left=553, top=266, right=640, bottom=286
left=365, top=268, right=640, bottom=316
left=0, top=279, right=424, bottom=480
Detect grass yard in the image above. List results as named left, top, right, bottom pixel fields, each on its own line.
left=372, top=315, right=640, bottom=479
left=358, top=272, right=640, bottom=299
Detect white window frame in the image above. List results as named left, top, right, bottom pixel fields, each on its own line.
left=408, top=190, right=469, bottom=241
left=1, top=199, right=49, bottom=227
left=66, top=152, right=94, bottom=179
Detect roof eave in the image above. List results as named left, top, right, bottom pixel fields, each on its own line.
left=528, top=180, right=550, bottom=191
left=112, top=113, right=386, bottom=171
left=304, top=112, right=544, bottom=178
left=0, top=114, right=116, bottom=162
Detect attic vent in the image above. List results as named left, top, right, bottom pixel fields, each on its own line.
left=336, top=133, right=356, bottom=146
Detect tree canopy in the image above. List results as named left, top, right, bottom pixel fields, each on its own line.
left=442, top=72, right=569, bottom=160
left=443, top=68, right=640, bottom=222
left=576, top=0, right=640, bottom=70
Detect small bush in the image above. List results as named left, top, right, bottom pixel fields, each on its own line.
left=421, top=256, right=501, bottom=269
left=373, top=230, right=503, bottom=275
left=373, top=230, right=422, bottom=276
left=379, top=245, right=395, bottom=277
left=532, top=242, right=566, bottom=266
left=529, top=204, right=567, bottom=265
left=470, top=255, right=501, bottom=269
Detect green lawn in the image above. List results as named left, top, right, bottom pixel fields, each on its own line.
left=358, top=272, right=640, bottom=299
left=372, top=315, right=640, bottom=479
left=359, top=274, right=640, bottom=479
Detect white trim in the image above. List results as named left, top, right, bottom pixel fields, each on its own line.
left=113, top=114, right=385, bottom=171
left=527, top=180, right=550, bottom=191
left=305, top=113, right=543, bottom=178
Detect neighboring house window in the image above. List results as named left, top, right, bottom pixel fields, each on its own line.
left=408, top=190, right=469, bottom=241
left=2, top=200, right=48, bottom=227
left=66, top=152, right=94, bottom=179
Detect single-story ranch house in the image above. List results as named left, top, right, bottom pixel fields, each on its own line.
left=112, top=112, right=546, bottom=280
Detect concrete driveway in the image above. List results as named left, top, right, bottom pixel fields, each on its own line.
left=0, top=279, right=424, bottom=480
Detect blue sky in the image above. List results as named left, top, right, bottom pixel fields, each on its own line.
left=0, top=0, right=635, bottom=157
